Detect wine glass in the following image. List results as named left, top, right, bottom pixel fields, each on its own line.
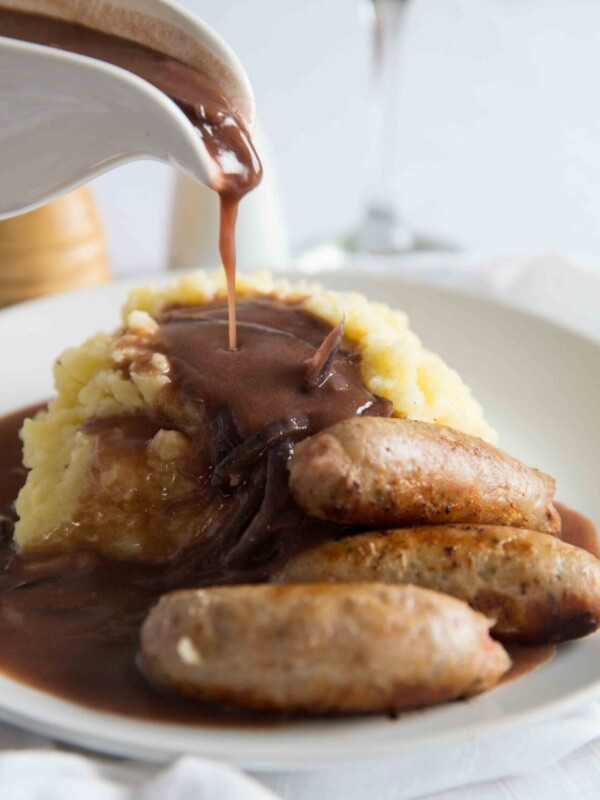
left=298, top=0, right=456, bottom=269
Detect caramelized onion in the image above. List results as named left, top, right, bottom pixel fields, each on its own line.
left=225, top=441, right=294, bottom=565
left=213, top=414, right=309, bottom=487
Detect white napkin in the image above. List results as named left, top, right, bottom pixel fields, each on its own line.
left=427, top=737, right=600, bottom=800
left=0, top=703, right=600, bottom=800
left=1, top=703, right=599, bottom=799
left=0, top=748, right=280, bottom=800
left=2, top=252, right=599, bottom=800
left=258, top=703, right=600, bottom=800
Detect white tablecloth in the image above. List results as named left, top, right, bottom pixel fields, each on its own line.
left=3, top=252, right=600, bottom=799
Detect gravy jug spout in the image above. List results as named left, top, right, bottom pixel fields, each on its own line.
left=0, top=0, right=256, bottom=218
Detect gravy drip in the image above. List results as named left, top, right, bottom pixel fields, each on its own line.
left=0, top=8, right=263, bottom=349
left=0, top=404, right=596, bottom=721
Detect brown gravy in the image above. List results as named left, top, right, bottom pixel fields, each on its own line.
left=501, top=644, right=556, bottom=684
left=0, top=405, right=596, bottom=723
left=157, top=299, right=391, bottom=438
left=0, top=7, right=263, bottom=349
left=0, top=406, right=288, bottom=725
left=556, top=501, right=600, bottom=559
left=499, top=502, right=600, bottom=681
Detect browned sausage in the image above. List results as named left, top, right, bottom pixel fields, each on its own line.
left=288, top=417, right=559, bottom=534
left=274, top=525, right=600, bottom=644
left=140, top=583, right=510, bottom=714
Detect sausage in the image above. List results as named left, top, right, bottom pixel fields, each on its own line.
left=140, top=583, right=510, bottom=714
left=274, top=525, right=600, bottom=644
left=288, top=417, right=559, bottom=534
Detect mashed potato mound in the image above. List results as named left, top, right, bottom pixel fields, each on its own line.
left=15, top=270, right=496, bottom=559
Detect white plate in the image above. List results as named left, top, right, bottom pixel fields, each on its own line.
left=0, top=270, right=599, bottom=770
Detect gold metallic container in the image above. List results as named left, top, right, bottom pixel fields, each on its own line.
left=0, top=186, right=111, bottom=307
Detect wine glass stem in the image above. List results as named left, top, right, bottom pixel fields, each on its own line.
left=356, top=0, right=413, bottom=253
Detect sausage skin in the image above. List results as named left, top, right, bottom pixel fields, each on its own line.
left=288, top=417, right=559, bottom=534
left=274, top=525, right=600, bottom=644
left=140, top=583, right=510, bottom=714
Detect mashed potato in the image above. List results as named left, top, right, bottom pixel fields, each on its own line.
left=15, top=270, right=496, bottom=558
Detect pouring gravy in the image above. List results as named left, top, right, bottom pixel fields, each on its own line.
left=0, top=6, right=263, bottom=348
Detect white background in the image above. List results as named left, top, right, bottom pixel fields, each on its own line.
left=91, top=0, right=600, bottom=272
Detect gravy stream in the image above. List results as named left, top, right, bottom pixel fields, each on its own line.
left=0, top=7, right=263, bottom=349
left=0, top=403, right=596, bottom=721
